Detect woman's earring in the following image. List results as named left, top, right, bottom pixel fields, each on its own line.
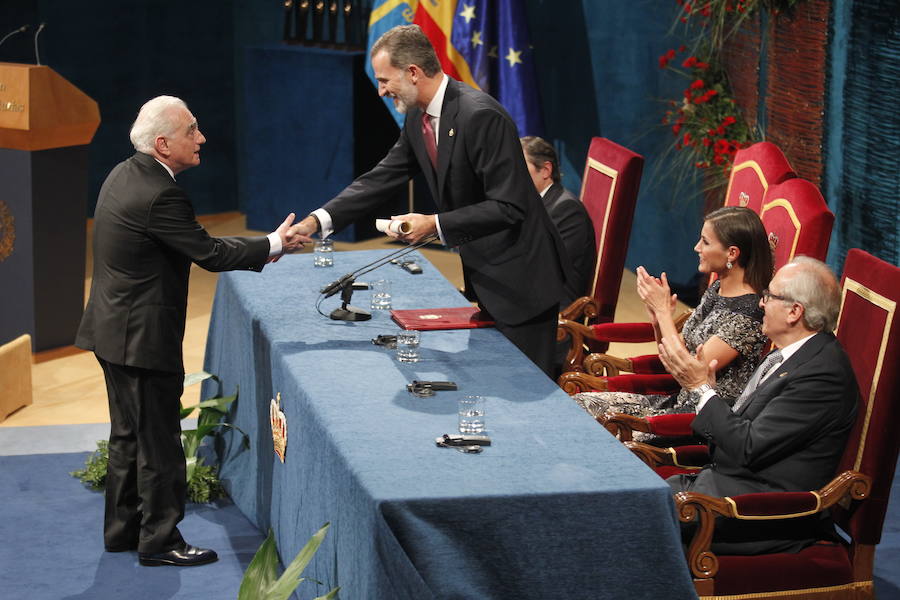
left=726, top=260, right=733, bottom=270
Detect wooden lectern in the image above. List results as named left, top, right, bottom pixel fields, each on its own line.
left=0, top=63, right=100, bottom=351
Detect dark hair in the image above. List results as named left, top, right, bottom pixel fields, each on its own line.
left=705, top=206, right=773, bottom=294
left=370, top=25, right=442, bottom=78
left=520, top=136, right=561, bottom=184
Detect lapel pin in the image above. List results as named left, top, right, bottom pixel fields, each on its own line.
left=448, top=128, right=455, bottom=137
left=778, top=372, right=787, bottom=377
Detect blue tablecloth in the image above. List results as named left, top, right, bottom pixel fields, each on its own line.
left=204, top=249, right=697, bottom=600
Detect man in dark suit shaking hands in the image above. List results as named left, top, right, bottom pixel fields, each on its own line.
left=76, top=96, right=311, bottom=566
left=659, top=257, right=858, bottom=555
left=290, top=25, right=567, bottom=376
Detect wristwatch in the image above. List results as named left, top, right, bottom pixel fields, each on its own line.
left=688, top=383, right=713, bottom=402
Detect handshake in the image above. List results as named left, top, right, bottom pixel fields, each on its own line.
left=268, top=212, right=316, bottom=263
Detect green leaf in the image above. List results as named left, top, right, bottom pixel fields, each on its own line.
left=238, top=529, right=281, bottom=600
left=185, top=455, right=199, bottom=484
left=179, top=403, right=195, bottom=420
left=267, top=522, right=332, bottom=600
left=183, top=371, right=215, bottom=388
left=313, top=587, right=341, bottom=600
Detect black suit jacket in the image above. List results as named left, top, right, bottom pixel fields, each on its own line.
left=76, top=152, right=270, bottom=373
left=691, top=332, right=858, bottom=498
left=541, top=183, right=595, bottom=308
left=323, top=78, right=566, bottom=325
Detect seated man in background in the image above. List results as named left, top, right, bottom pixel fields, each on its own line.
left=658, top=257, right=858, bottom=555
left=521, top=136, right=595, bottom=308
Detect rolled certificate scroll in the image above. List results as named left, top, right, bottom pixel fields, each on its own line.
left=375, top=219, right=412, bottom=234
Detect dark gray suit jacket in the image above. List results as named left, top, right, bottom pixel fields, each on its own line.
left=676, top=332, right=858, bottom=554
left=323, top=78, right=566, bottom=326
left=541, top=183, right=595, bottom=308
left=76, top=152, right=270, bottom=373
left=691, top=332, right=857, bottom=497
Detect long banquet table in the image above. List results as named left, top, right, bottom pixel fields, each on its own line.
left=203, top=249, right=697, bottom=600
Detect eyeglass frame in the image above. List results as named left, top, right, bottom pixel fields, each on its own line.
left=761, top=288, right=799, bottom=305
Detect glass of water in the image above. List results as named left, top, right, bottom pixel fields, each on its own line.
left=458, top=395, right=486, bottom=433
left=313, top=238, right=334, bottom=267
left=370, top=279, right=392, bottom=310
left=396, top=329, right=420, bottom=362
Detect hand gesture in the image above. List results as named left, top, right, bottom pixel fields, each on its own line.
left=636, top=266, right=677, bottom=319
left=658, top=336, right=718, bottom=391
left=389, top=213, right=438, bottom=245
left=277, top=213, right=314, bottom=255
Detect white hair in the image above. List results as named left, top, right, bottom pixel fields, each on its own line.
left=781, top=256, right=841, bottom=332
left=129, top=95, right=188, bottom=153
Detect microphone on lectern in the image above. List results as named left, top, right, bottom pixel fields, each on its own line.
left=318, top=235, right=438, bottom=321
left=33, top=22, right=45, bottom=65
left=0, top=25, right=30, bottom=49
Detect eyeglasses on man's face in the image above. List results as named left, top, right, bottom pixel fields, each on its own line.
left=761, top=288, right=797, bottom=305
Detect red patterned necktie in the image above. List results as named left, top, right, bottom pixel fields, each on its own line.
left=422, top=113, right=437, bottom=169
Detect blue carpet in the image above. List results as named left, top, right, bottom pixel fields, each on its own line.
left=0, top=451, right=265, bottom=600
left=1, top=426, right=898, bottom=598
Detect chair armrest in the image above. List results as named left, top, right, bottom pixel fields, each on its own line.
left=559, top=296, right=601, bottom=321
left=600, top=412, right=652, bottom=441
left=623, top=441, right=677, bottom=468
left=589, top=321, right=656, bottom=343
left=557, top=318, right=593, bottom=373
left=675, top=470, right=872, bottom=581
left=557, top=370, right=609, bottom=394
left=583, top=353, right=634, bottom=377
left=645, top=413, right=696, bottom=437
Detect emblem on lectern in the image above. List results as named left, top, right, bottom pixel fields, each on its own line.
left=0, top=200, right=15, bottom=262
left=270, top=393, right=288, bottom=463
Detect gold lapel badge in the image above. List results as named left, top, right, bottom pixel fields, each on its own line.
left=448, top=128, right=455, bottom=137
left=270, top=393, right=288, bottom=463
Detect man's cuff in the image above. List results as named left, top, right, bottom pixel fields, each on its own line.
left=434, top=214, right=446, bottom=245
left=266, top=231, right=282, bottom=257
left=695, top=388, right=718, bottom=413
left=312, top=208, right=333, bottom=239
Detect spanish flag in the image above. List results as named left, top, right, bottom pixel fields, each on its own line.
left=366, top=0, right=543, bottom=136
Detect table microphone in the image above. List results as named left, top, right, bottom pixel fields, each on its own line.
left=0, top=25, right=29, bottom=49
left=318, top=235, right=438, bottom=321
left=319, top=235, right=437, bottom=299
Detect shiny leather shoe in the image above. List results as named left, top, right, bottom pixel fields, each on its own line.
left=139, top=543, right=218, bottom=567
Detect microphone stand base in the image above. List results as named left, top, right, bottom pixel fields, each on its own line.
left=330, top=305, right=371, bottom=321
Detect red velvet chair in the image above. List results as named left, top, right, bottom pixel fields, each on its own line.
left=621, top=249, right=900, bottom=599
left=558, top=176, right=834, bottom=397
left=557, top=137, right=643, bottom=357
left=723, top=141, right=796, bottom=213
left=558, top=143, right=795, bottom=380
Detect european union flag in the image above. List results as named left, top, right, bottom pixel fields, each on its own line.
left=449, top=0, right=544, bottom=136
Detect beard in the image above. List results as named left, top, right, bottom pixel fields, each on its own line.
left=391, top=82, right=418, bottom=114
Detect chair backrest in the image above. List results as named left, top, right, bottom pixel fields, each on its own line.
left=723, top=141, right=796, bottom=213
left=759, top=177, right=834, bottom=268
left=832, top=249, right=900, bottom=545
left=578, top=137, right=643, bottom=324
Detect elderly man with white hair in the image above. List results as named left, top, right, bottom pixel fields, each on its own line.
left=658, top=256, right=859, bottom=555
left=76, top=96, right=311, bottom=566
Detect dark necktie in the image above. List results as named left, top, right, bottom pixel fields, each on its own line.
left=422, top=113, right=437, bottom=169
left=731, top=349, right=783, bottom=413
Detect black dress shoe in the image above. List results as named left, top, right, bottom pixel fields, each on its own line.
left=139, top=544, right=218, bottom=567
left=105, top=543, right=138, bottom=553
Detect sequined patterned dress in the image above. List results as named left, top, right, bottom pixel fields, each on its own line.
left=573, top=281, right=766, bottom=421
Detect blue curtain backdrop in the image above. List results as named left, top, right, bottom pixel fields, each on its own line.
left=829, top=0, right=900, bottom=270
left=1, top=0, right=895, bottom=288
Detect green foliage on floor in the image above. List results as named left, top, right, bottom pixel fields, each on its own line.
left=70, top=371, right=247, bottom=504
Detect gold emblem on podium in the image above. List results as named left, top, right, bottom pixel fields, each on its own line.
left=0, top=200, right=15, bottom=262
left=270, top=393, right=288, bottom=463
